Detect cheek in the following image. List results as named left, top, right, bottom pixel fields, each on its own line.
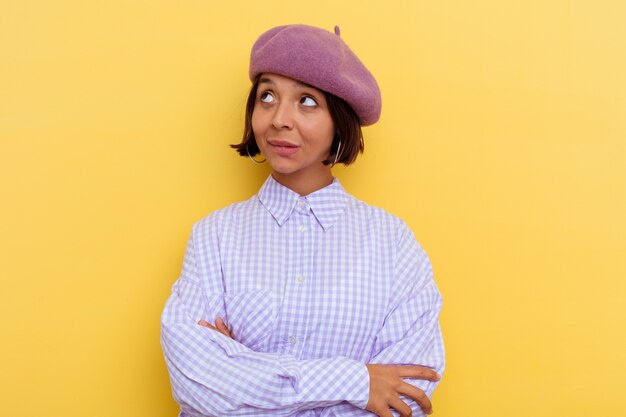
left=321, top=119, right=336, bottom=148
left=251, top=112, right=262, bottom=137
left=251, top=102, right=271, bottom=128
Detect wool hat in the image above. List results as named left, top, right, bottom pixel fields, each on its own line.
left=249, top=24, right=382, bottom=126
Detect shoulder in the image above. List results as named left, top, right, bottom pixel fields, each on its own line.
left=191, top=194, right=261, bottom=238
left=344, top=193, right=411, bottom=235
left=344, top=192, right=430, bottom=257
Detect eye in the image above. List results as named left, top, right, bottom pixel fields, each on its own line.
left=300, top=96, right=317, bottom=107
left=259, top=91, right=274, bottom=103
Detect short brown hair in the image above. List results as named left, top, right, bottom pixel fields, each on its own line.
left=231, top=75, right=364, bottom=165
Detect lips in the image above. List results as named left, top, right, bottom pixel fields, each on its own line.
left=268, top=139, right=299, bottom=157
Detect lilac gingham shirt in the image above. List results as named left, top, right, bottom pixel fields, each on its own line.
left=161, top=175, right=445, bottom=417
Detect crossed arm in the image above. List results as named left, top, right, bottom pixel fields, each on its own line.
left=161, top=223, right=444, bottom=417
left=199, top=318, right=440, bottom=417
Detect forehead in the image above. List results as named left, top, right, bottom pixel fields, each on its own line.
left=258, top=73, right=320, bottom=92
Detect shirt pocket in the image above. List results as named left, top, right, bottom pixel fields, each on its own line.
left=224, top=289, right=277, bottom=351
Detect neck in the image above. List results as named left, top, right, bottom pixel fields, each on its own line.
left=271, top=169, right=333, bottom=196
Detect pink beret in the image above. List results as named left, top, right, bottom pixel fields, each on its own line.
left=249, top=24, right=382, bottom=126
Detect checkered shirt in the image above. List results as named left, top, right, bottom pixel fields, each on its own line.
left=161, top=175, right=445, bottom=416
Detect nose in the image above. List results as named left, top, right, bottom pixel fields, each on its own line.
left=272, top=101, right=294, bottom=130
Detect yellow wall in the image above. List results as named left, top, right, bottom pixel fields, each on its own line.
left=1, top=1, right=625, bottom=416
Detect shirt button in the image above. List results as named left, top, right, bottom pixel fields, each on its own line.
left=297, top=201, right=306, bottom=208
left=298, top=225, right=306, bottom=233
left=288, top=336, right=297, bottom=345
left=296, top=275, right=305, bottom=284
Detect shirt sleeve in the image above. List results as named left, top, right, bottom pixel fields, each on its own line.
left=319, top=222, right=445, bottom=417
left=160, top=223, right=370, bottom=417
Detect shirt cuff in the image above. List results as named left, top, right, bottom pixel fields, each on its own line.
left=345, top=362, right=370, bottom=409
left=295, top=356, right=371, bottom=409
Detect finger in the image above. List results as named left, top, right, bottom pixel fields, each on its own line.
left=371, top=406, right=394, bottom=417
left=398, top=383, right=432, bottom=415
left=215, top=317, right=233, bottom=338
left=198, top=320, right=216, bottom=330
left=388, top=396, right=413, bottom=417
left=395, top=366, right=440, bottom=382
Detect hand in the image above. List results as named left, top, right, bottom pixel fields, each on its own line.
left=366, top=364, right=440, bottom=417
left=198, top=317, right=234, bottom=339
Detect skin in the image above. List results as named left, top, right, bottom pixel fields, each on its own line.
left=198, top=73, right=440, bottom=415
left=252, top=73, right=335, bottom=196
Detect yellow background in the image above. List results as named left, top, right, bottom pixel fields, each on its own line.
left=1, top=1, right=625, bottom=416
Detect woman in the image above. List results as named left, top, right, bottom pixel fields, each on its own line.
left=161, top=24, right=445, bottom=417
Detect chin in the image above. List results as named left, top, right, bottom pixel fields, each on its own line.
left=271, top=167, right=299, bottom=176
left=268, top=159, right=297, bottom=172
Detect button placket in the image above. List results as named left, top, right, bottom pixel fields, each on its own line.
left=277, top=199, right=314, bottom=356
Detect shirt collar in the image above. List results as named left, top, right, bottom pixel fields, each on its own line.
left=257, top=175, right=351, bottom=231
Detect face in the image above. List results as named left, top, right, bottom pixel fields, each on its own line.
left=252, top=73, right=335, bottom=186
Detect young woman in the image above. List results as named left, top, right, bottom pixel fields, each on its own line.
left=161, top=24, right=445, bottom=417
